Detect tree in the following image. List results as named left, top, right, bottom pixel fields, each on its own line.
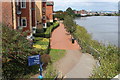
left=66, top=7, right=75, bottom=18
left=54, top=11, right=67, bottom=20
left=63, top=15, right=76, bottom=34
left=2, top=25, right=39, bottom=79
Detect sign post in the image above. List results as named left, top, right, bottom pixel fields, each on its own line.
left=28, top=54, right=43, bottom=79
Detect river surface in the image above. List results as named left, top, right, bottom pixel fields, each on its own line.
left=75, top=16, right=118, bottom=46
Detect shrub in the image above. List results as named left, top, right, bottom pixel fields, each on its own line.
left=36, top=29, right=44, bottom=33
left=33, top=22, right=59, bottom=38
left=63, top=15, right=76, bottom=34
left=47, top=22, right=53, bottom=27
left=33, top=33, right=44, bottom=37
left=2, top=25, right=40, bottom=79
left=72, top=25, right=120, bottom=78
left=41, top=54, right=51, bottom=65
left=33, top=37, right=50, bottom=54
left=44, top=22, right=59, bottom=38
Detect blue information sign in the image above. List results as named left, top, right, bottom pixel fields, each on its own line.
left=28, top=55, right=40, bottom=66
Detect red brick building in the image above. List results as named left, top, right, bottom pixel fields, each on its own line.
left=1, top=0, right=54, bottom=37
left=42, top=1, right=47, bottom=28
left=1, top=0, right=36, bottom=39
left=1, top=2, right=13, bottom=27
left=15, top=0, right=36, bottom=33
left=46, top=1, right=54, bottom=23
left=74, top=10, right=88, bottom=14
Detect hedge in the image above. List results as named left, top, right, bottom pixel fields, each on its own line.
left=44, top=22, right=59, bottom=38
left=34, top=22, right=59, bottom=38
left=33, top=33, right=45, bottom=37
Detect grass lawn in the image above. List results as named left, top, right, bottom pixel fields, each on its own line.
left=49, top=49, right=66, bottom=63
left=44, top=49, right=66, bottom=78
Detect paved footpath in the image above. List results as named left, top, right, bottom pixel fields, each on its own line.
left=51, top=22, right=96, bottom=78
left=66, top=53, right=96, bottom=78
left=31, top=22, right=96, bottom=78
left=50, top=23, right=80, bottom=50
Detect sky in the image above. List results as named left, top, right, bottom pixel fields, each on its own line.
left=48, top=0, right=120, bottom=11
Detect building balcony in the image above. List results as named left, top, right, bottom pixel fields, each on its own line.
left=31, top=8, right=35, bottom=10
left=17, top=11, right=21, bottom=15
left=16, top=5, right=21, bottom=15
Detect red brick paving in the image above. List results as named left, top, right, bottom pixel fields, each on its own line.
left=50, top=22, right=81, bottom=50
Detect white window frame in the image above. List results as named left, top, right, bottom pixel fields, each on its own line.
left=21, top=18, right=27, bottom=27
left=21, top=0, right=26, bottom=8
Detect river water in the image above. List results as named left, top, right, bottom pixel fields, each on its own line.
left=75, top=16, right=118, bottom=46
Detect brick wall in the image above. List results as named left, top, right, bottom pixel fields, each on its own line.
left=15, top=2, right=30, bottom=31
left=2, top=2, right=13, bottom=27
left=46, top=5, right=53, bottom=22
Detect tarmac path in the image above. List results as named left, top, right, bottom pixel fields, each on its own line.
left=50, top=22, right=96, bottom=78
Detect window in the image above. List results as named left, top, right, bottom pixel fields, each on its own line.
left=21, top=19, right=27, bottom=27
left=42, top=7, right=46, bottom=12
left=16, top=0, right=19, bottom=5
left=21, top=0, right=26, bottom=8
left=42, top=15, right=46, bottom=20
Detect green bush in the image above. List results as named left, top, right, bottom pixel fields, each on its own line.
left=44, top=26, right=52, bottom=38
left=63, top=15, right=76, bottom=34
left=47, top=22, right=53, bottom=27
left=33, top=37, right=50, bottom=54
left=2, top=25, right=42, bottom=79
left=33, top=33, right=44, bottom=37
left=41, top=54, right=51, bottom=64
left=44, top=22, right=59, bottom=38
left=36, top=29, right=44, bottom=33
left=33, top=22, right=59, bottom=38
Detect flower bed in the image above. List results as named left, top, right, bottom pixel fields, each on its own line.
left=33, top=37, right=50, bottom=54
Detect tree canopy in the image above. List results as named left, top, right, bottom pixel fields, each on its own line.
left=63, top=15, right=76, bottom=34
left=2, top=25, right=38, bottom=79
left=66, top=7, right=75, bottom=18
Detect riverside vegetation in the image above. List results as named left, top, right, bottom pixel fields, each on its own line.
left=58, top=7, right=120, bottom=78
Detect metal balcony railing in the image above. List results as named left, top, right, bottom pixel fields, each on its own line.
left=16, top=5, right=21, bottom=15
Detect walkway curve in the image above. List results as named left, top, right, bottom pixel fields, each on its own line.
left=51, top=22, right=96, bottom=78
left=50, top=22, right=81, bottom=50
